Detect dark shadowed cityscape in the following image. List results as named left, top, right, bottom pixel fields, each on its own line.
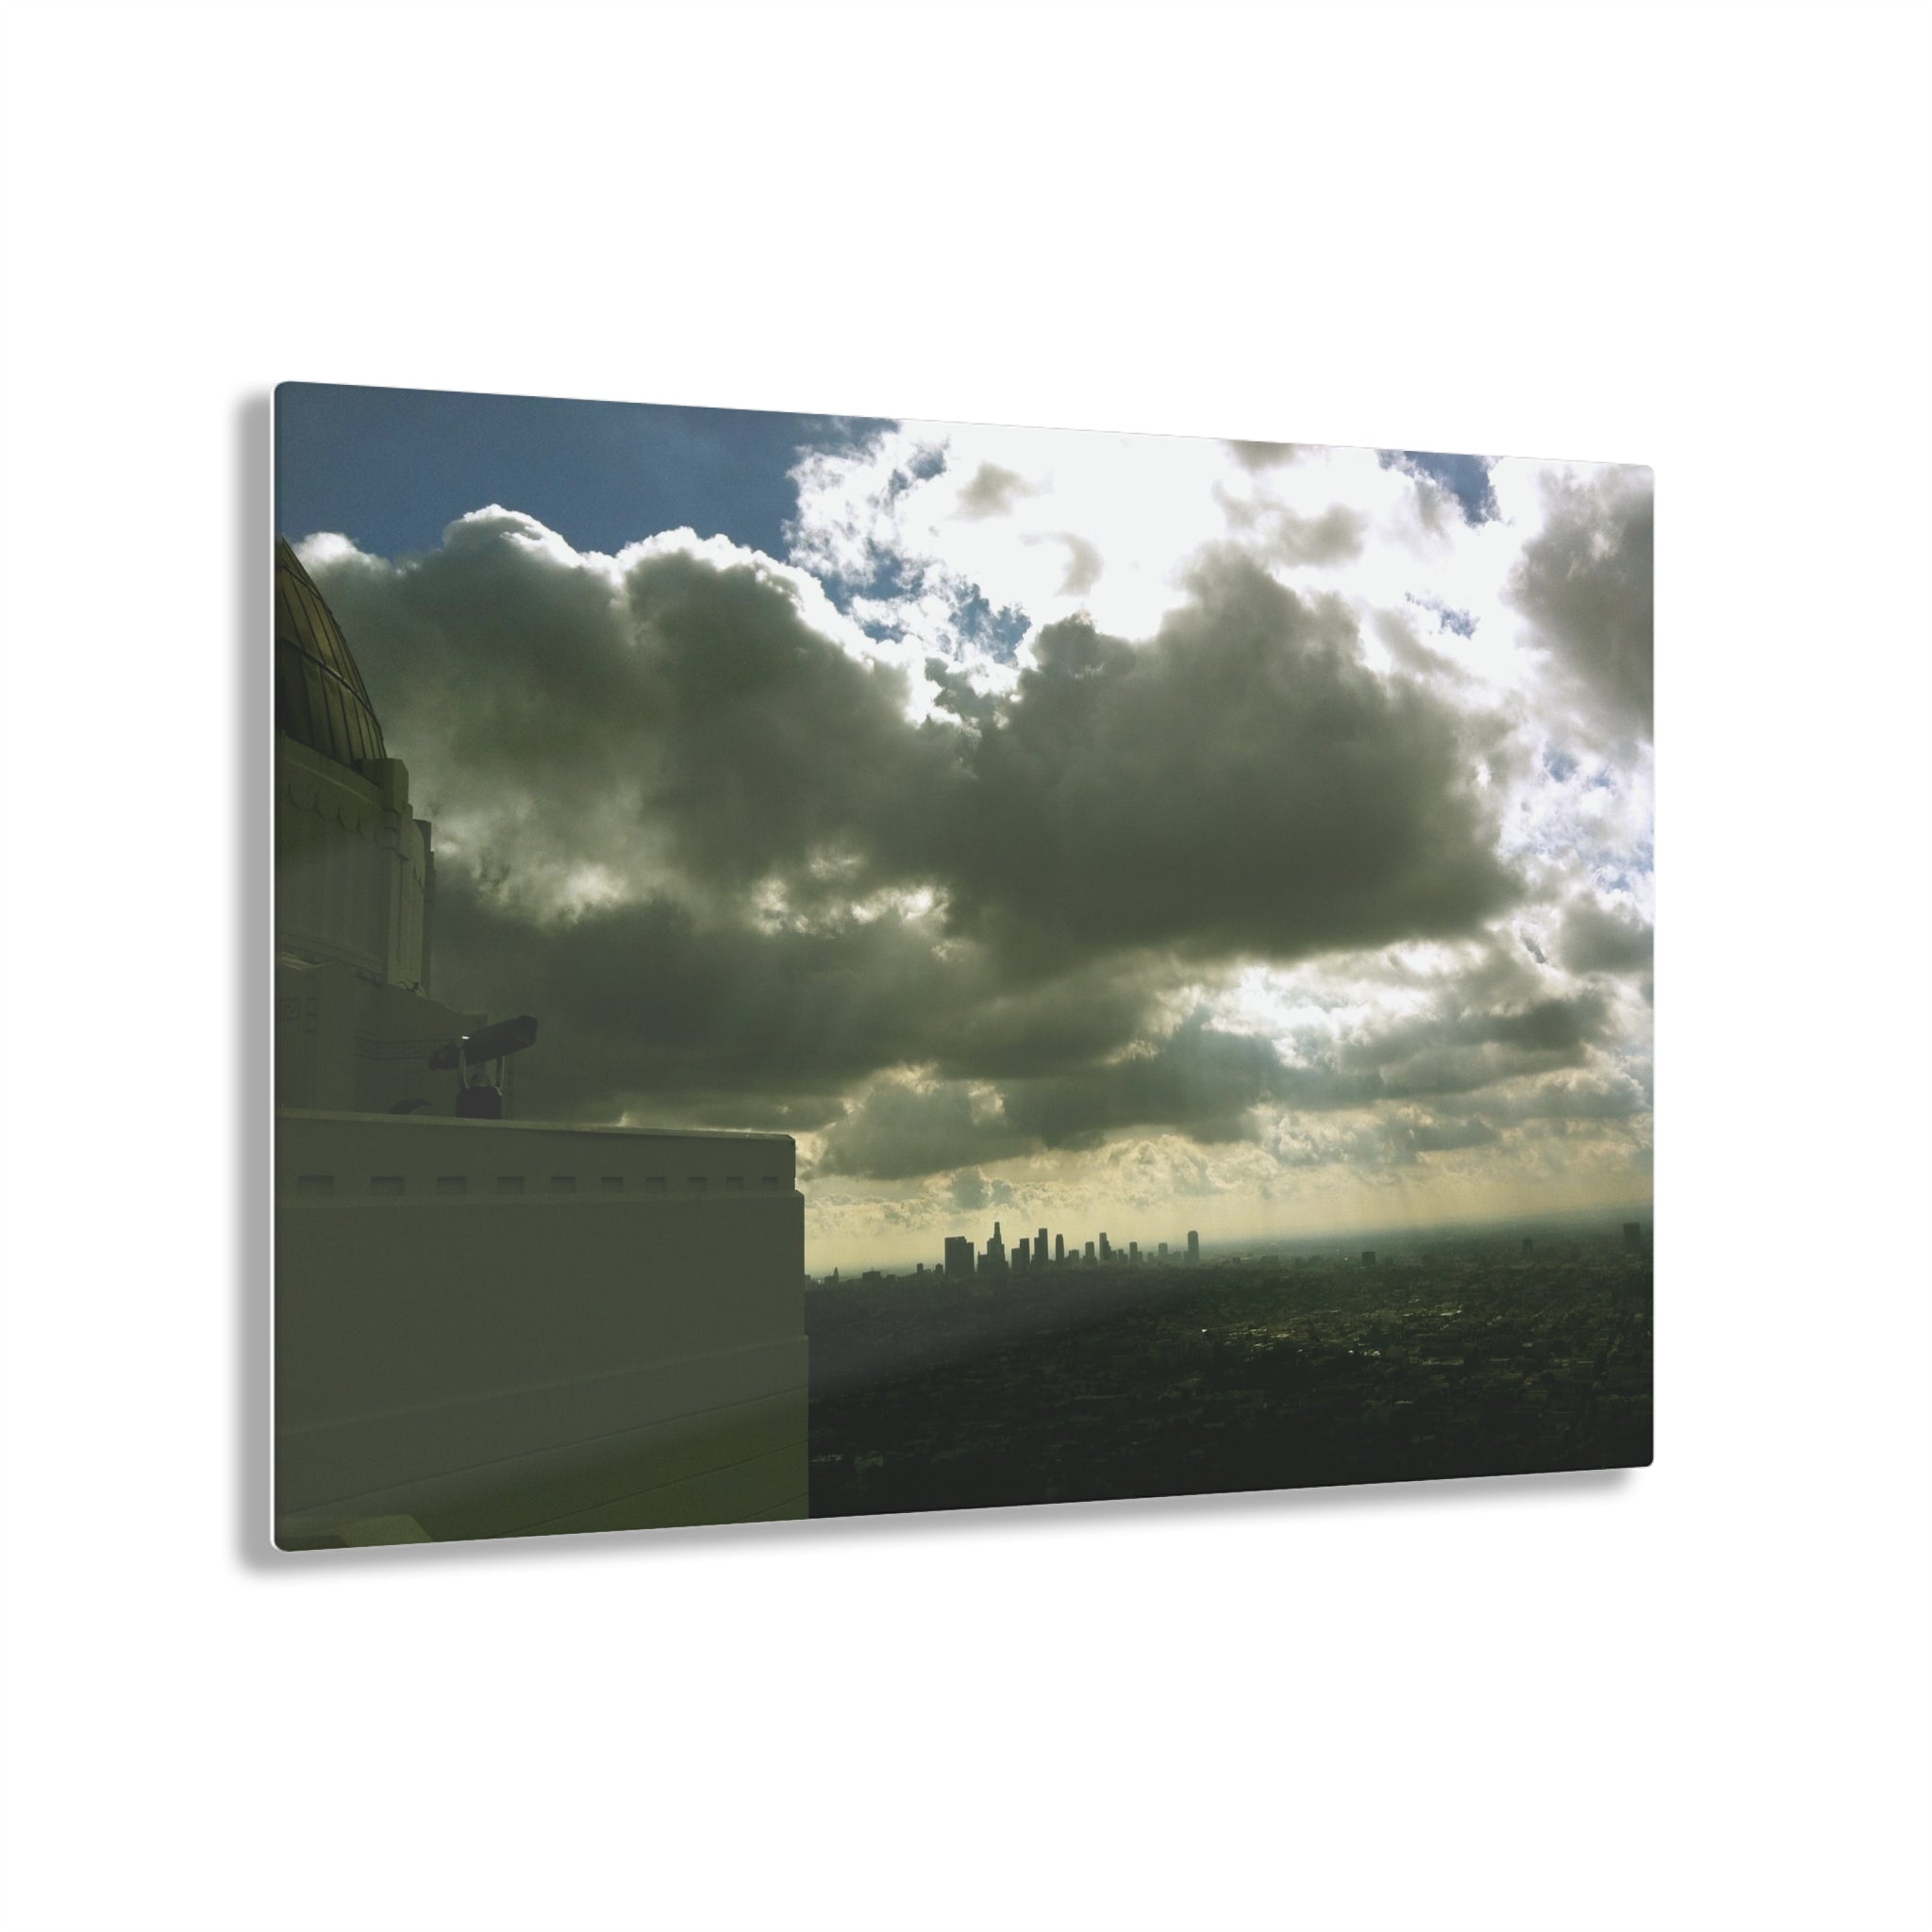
left=809, top=1214, right=1651, bottom=1516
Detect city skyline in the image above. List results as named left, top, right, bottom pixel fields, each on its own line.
left=891, top=1218, right=1201, bottom=1288
left=827, top=1205, right=1648, bottom=1286
left=282, top=386, right=1653, bottom=1274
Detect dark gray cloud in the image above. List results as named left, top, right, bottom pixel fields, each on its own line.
left=1400, top=1115, right=1502, bottom=1153
left=429, top=874, right=1172, bottom=1131
left=1266, top=505, right=1366, bottom=567
left=808, top=983, right=1624, bottom=1180
left=1508, top=466, right=1654, bottom=739
left=320, top=527, right=1520, bottom=980
left=1224, top=440, right=1305, bottom=472
left=313, top=513, right=958, bottom=920
left=1332, top=991, right=1613, bottom=1103
left=304, top=517, right=1595, bottom=1178
left=601, top=548, right=956, bottom=908
left=1015, top=528, right=1106, bottom=597
left=1559, top=897, right=1654, bottom=975
left=810, top=1080, right=1027, bottom=1183
left=429, top=879, right=948, bottom=1129
left=929, top=555, right=1519, bottom=973
left=955, top=461, right=1034, bottom=520
left=1373, top=607, right=1464, bottom=682
left=813, top=1014, right=1291, bottom=1182
left=431, top=850, right=1639, bottom=1175
left=1486, top=1070, right=1650, bottom=1123
left=998, top=1010, right=1290, bottom=1152
left=1214, top=487, right=1366, bottom=566
left=1048, top=531, right=1103, bottom=596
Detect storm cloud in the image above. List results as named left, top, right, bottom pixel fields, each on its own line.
left=1559, top=896, right=1655, bottom=975
left=294, top=426, right=1652, bottom=1234
left=314, top=519, right=1520, bottom=983
left=790, top=977, right=1624, bottom=1182
left=924, top=556, right=1520, bottom=972
left=1508, top=465, right=1655, bottom=739
left=428, top=873, right=1174, bottom=1131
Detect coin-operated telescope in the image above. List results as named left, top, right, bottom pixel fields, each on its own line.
left=427, top=1014, right=538, bottom=1119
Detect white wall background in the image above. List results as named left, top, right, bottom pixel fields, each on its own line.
left=2, top=5, right=1927, bottom=1929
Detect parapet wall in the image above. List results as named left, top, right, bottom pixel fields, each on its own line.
left=275, top=1109, right=807, bottom=1545
left=276, top=1108, right=798, bottom=1196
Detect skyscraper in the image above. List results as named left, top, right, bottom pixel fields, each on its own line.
left=985, top=1220, right=1007, bottom=1272
left=1187, top=1229, right=1200, bottom=1263
left=1034, top=1228, right=1047, bottom=1266
left=1055, top=1233, right=1065, bottom=1263
left=1084, top=1240, right=1096, bottom=1263
left=944, top=1235, right=975, bottom=1279
left=1099, top=1232, right=1111, bottom=1261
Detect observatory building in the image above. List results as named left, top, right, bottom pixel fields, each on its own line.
left=274, top=540, right=808, bottom=1545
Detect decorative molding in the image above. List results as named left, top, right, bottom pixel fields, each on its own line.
left=354, top=1032, right=458, bottom=1063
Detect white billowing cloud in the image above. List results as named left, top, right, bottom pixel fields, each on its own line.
left=787, top=428, right=1590, bottom=710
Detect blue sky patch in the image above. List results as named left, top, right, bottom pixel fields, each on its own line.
left=1406, top=591, right=1478, bottom=638
left=275, top=382, right=888, bottom=562
left=1379, top=448, right=1500, bottom=525
left=950, top=585, right=1032, bottom=661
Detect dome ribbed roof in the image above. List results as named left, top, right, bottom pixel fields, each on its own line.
left=275, top=537, right=387, bottom=769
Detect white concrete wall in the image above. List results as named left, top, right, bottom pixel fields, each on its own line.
left=275, top=1109, right=807, bottom=1543
left=276, top=736, right=430, bottom=988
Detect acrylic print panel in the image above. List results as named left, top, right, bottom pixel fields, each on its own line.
left=272, top=383, right=1653, bottom=1549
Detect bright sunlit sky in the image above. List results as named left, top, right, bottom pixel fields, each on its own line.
left=283, top=383, right=1653, bottom=1272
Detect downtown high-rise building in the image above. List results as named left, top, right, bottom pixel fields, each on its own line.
left=1055, top=1233, right=1065, bottom=1263
left=1034, top=1228, right=1047, bottom=1266
left=944, top=1235, right=975, bottom=1279
left=1187, top=1229, right=1201, bottom=1263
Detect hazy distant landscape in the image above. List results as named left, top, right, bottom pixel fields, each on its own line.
left=809, top=1220, right=1652, bottom=1515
